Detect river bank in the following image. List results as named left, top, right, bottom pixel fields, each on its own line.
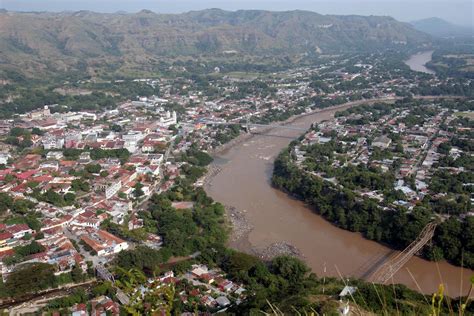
left=204, top=95, right=473, bottom=297
left=404, top=50, right=436, bottom=75
left=204, top=98, right=403, bottom=261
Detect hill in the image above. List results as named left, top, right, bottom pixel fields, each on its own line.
left=0, top=9, right=431, bottom=79
left=410, top=17, right=473, bottom=38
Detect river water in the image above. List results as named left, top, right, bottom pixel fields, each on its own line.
left=206, top=102, right=473, bottom=297
left=405, top=50, right=436, bottom=74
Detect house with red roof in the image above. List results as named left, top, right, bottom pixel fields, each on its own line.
left=41, top=217, right=70, bottom=232
left=32, top=174, right=54, bottom=184
left=80, top=229, right=129, bottom=257
left=14, top=154, right=41, bottom=169
left=0, top=232, right=13, bottom=247
left=71, top=303, right=88, bottom=316
left=0, top=248, right=14, bottom=261
left=71, top=216, right=101, bottom=229
left=16, top=169, right=37, bottom=180
left=6, top=224, right=33, bottom=239
left=10, top=182, right=28, bottom=193
left=91, top=297, right=120, bottom=316
left=0, top=169, right=14, bottom=181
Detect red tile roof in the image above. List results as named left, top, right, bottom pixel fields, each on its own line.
left=0, top=232, right=13, bottom=241
left=16, top=169, right=37, bottom=180
left=6, top=224, right=31, bottom=234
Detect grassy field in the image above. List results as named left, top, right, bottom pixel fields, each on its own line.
left=225, top=71, right=261, bottom=79
left=455, top=111, right=474, bottom=119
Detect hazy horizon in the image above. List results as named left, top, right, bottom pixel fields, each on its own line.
left=2, top=0, right=473, bottom=27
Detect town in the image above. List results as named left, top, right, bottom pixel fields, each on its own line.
left=293, top=101, right=473, bottom=213
left=0, top=50, right=472, bottom=314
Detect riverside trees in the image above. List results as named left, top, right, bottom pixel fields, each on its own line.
left=272, top=145, right=474, bottom=269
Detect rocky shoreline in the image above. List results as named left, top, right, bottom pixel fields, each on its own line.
left=207, top=132, right=254, bottom=156
left=224, top=205, right=304, bottom=260
left=256, top=242, right=304, bottom=261
left=203, top=101, right=382, bottom=260
left=200, top=164, right=222, bottom=186
left=202, top=109, right=333, bottom=261
left=224, top=205, right=253, bottom=243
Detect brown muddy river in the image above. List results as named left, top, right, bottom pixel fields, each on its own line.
left=206, top=101, right=473, bottom=297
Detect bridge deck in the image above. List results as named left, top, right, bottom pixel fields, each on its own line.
left=370, top=222, right=437, bottom=283
left=203, top=121, right=307, bottom=131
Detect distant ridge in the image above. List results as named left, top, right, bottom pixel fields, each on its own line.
left=410, top=17, right=473, bottom=38
left=0, top=9, right=431, bottom=78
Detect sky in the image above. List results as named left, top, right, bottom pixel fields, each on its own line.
left=1, top=0, right=473, bottom=27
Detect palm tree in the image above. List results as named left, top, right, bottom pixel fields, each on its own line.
left=115, top=267, right=146, bottom=294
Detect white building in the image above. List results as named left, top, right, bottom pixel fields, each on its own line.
left=80, top=229, right=129, bottom=256
left=372, top=135, right=392, bottom=149
left=123, top=132, right=145, bottom=153
left=42, top=136, right=65, bottom=150
left=0, top=152, right=10, bottom=165
left=46, top=151, right=64, bottom=160
left=158, top=111, right=177, bottom=127
left=105, top=180, right=122, bottom=199
left=124, top=140, right=138, bottom=153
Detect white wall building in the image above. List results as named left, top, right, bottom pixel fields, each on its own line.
left=158, top=111, right=177, bottom=127
left=105, top=180, right=122, bottom=199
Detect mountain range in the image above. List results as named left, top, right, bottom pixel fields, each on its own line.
left=0, top=9, right=431, bottom=79
left=410, top=17, right=473, bottom=38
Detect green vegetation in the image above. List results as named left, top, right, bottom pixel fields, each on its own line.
left=177, top=146, right=214, bottom=182
left=0, top=10, right=429, bottom=82
left=214, top=124, right=241, bottom=145
left=34, top=189, right=76, bottom=207
left=90, top=148, right=131, bottom=163
left=113, top=242, right=466, bottom=315
left=3, top=241, right=45, bottom=266
left=0, top=263, right=57, bottom=298
left=144, top=189, right=226, bottom=257
left=115, top=246, right=171, bottom=273
left=107, top=168, right=474, bottom=315
left=272, top=100, right=474, bottom=269
left=229, top=80, right=276, bottom=100
left=427, top=40, right=474, bottom=79
left=182, top=146, right=213, bottom=167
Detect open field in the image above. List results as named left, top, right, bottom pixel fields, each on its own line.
left=455, top=111, right=474, bottom=119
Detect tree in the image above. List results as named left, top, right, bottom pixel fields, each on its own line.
left=92, top=281, right=115, bottom=297
left=4, top=263, right=56, bottom=298
left=133, top=182, right=144, bottom=199
left=115, top=267, right=146, bottom=294
left=118, top=192, right=128, bottom=199
left=0, top=192, right=13, bottom=214
left=31, top=127, right=44, bottom=135
left=15, top=240, right=45, bottom=257
left=4, top=174, right=15, bottom=183
left=9, top=127, right=29, bottom=137
left=115, top=246, right=170, bottom=273
left=64, top=192, right=76, bottom=205
left=41, top=189, right=65, bottom=206
left=100, top=170, right=109, bottom=177
left=71, top=265, right=84, bottom=283
left=71, top=179, right=90, bottom=192
left=85, top=163, right=101, bottom=174
left=224, top=252, right=261, bottom=278
left=271, top=256, right=310, bottom=284
left=110, top=124, right=123, bottom=132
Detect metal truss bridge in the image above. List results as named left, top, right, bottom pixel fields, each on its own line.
left=369, top=221, right=437, bottom=284
left=203, top=118, right=307, bottom=132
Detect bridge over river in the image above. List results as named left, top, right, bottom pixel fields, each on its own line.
left=369, top=221, right=438, bottom=284
left=205, top=96, right=473, bottom=297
